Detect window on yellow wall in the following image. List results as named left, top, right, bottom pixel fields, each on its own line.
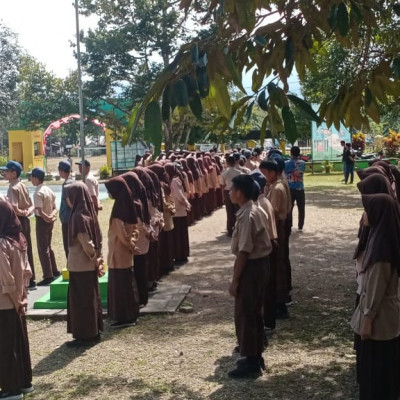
left=34, top=142, right=42, bottom=156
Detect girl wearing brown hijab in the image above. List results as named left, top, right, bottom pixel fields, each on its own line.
left=0, top=202, right=33, bottom=398
left=65, top=181, right=104, bottom=346
left=106, top=176, right=140, bottom=328
left=147, top=164, right=176, bottom=275
left=179, top=159, right=195, bottom=226
left=187, top=157, right=203, bottom=221
left=197, top=158, right=210, bottom=215
left=214, top=155, right=225, bottom=208
left=132, top=168, right=164, bottom=291
left=351, top=193, right=400, bottom=400
left=122, top=170, right=154, bottom=307
left=142, top=168, right=164, bottom=284
left=165, top=163, right=191, bottom=263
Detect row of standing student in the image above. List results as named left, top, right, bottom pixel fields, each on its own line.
left=351, top=160, right=400, bottom=400
left=67, top=154, right=226, bottom=344
left=224, top=153, right=295, bottom=378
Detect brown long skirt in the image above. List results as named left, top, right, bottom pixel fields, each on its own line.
left=0, top=309, right=32, bottom=392
left=172, top=216, right=190, bottom=261
left=158, top=229, right=175, bottom=277
left=134, top=254, right=149, bottom=306
left=205, top=189, right=216, bottom=214
left=216, top=186, right=224, bottom=208
left=108, top=268, right=139, bottom=323
left=147, top=241, right=160, bottom=283
left=235, top=257, right=269, bottom=357
left=67, top=271, right=103, bottom=340
left=355, top=334, right=400, bottom=400
left=192, top=194, right=202, bottom=221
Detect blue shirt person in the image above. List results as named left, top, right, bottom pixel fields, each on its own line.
left=285, top=146, right=306, bottom=231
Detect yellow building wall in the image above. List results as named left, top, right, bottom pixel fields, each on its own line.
left=8, top=130, right=44, bottom=172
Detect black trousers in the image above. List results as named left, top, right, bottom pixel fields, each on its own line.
left=289, top=188, right=305, bottom=230
left=235, top=257, right=269, bottom=357
left=18, top=216, right=35, bottom=281
left=225, top=190, right=239, bottom=235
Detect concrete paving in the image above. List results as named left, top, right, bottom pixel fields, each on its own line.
left=26, top=283, right=191, bottom=320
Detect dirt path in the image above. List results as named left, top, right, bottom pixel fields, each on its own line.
left=26, top=187, right=362, bottom=400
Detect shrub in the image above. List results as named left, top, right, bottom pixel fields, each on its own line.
left=99, top=165, right=110, bottom=180
left=0, top=156, right=7, bottom=167
left=383, top=129, right=400, bottom=157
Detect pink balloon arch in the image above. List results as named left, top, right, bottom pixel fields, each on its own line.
left=43, top=114, right=106, bottom=146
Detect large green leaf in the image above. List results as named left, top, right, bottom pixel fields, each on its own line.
left=287, top=94, right=321, bottom=124
left=209, top=73, right=232, bottom=120
left=144, top=101, right=163, bottom=156
left=245, top=101, right=254, bottom=124
left=226, top=54, right=246, bottom=94
left=128, top=102, right=140, bottom=132
left=337, top=3, right=349, bottom=37
left=173, top=79, right=189, bottom=107
left=260, top=115, right=268, bottom=147
left=197, top=67, right=210, bottom=98
left=282, top=106, right=298, bottom=145
left=258, top=89, right=268, bottom=111
left=188, top=93, right=203, bottom=121
left=161, top=85, right=171, bottom=121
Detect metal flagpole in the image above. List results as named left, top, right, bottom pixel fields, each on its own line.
left=74, top=0, right=86, bottom=182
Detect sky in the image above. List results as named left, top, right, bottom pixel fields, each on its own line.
left=1, top=0, right=97, bottom=78
left=1, top=0, right=301, bottom=94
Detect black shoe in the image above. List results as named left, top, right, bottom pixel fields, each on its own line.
left=21, top=385, right=34, bottom=394
left=37, top=277, right=54, bottom=286
left=0, top=391, right=23, bottom=400
left=28, top=280, right=37, bottom=290
left=53, top=271, right=61, bottom=277
left=66, top=334, right=100, bottom=348
left=237, top=356, right=266, bottom=371
left=110, top=320, right=136, bottom=329
left=228, top=360, right=262, bottom=379
left=276, top=303, right=290, bottom=320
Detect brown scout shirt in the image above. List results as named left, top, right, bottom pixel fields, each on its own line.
left=351, top=261, right=400, bottom=341
left=7, top=179, right=32, bottom=217
left=231, top=200, right=272, bottom=260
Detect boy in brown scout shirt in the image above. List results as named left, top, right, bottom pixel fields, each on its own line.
left=1, top=161, right=36, bottom=289
left=228, top=174, right=272, bottom=379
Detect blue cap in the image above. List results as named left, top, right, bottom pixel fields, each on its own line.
left=31, top=167, right=45, bottom=181
left=232, top=152, right=241, bottom=161
left=75, top=159, right=91, bottom=167
left=244, top=149, right=252, bottom=159
left=0, top=161, right=23, bottom=173
left=250, top=170, right=267, bottom=193
left=58, top=161, right=72, bottom=172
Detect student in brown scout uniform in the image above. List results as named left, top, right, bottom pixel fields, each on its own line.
left=221, top=155, right=242, bottom=237
left=228, top=174, right=272, bottom=379
left=31, top=168, right=60, bottom=285
left=1, top=161, right=36, bottom=289
left=65, top=182, right=104, bottom=347
left=76, top=160, right=102, bottom=214
left=351, top=193, right=400, bottom=400
left=106, top=176, right=140, bottom=328
left=260, top=160, right=290, bottom=325
left=165, top=163, right=191, bottom=263
left=0, top=202, right=33, bottom=400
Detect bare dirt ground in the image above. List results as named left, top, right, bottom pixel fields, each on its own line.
left=26, top=180, right=362, bottom=400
